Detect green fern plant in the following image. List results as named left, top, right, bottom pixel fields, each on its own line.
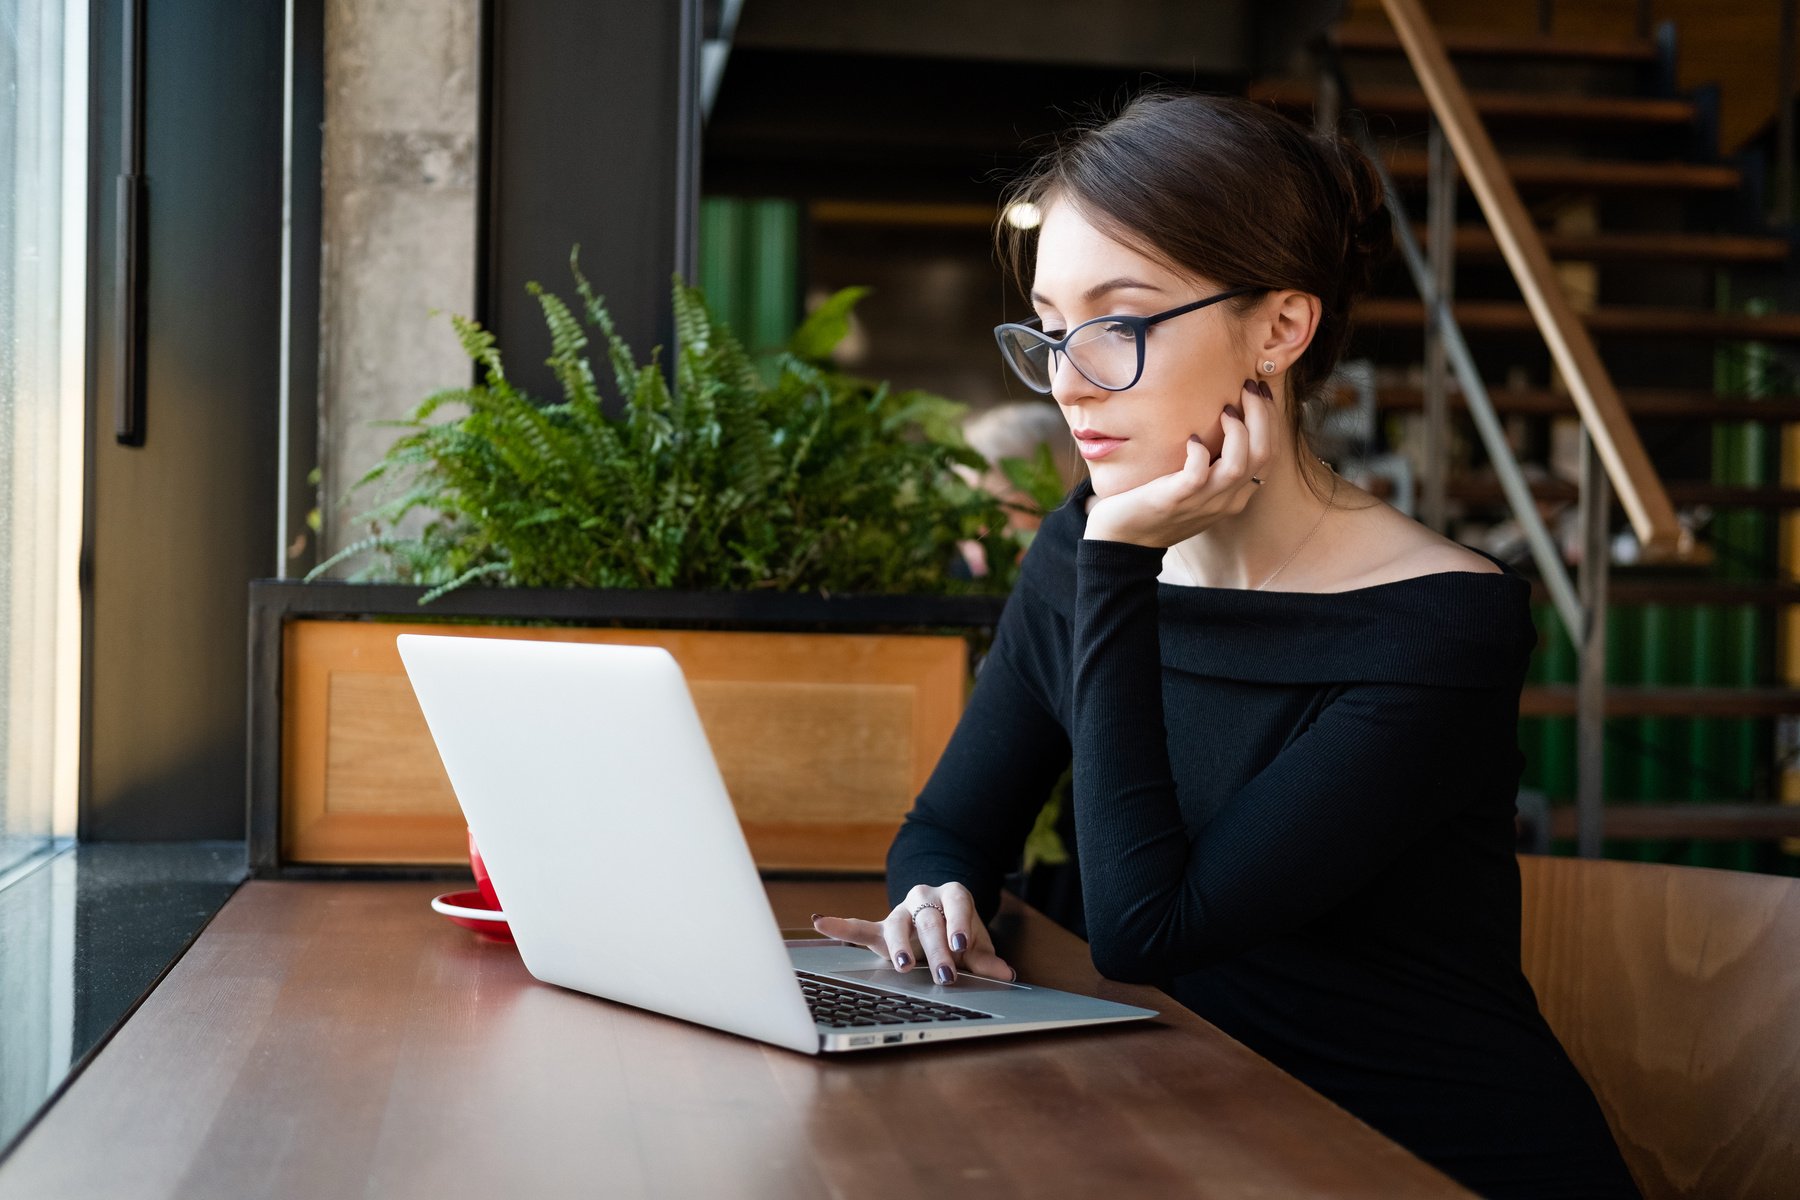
left=308, top=249, right=1026, bottom=603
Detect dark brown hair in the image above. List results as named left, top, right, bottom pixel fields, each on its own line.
left=995, top=86, right=1393, bottom=500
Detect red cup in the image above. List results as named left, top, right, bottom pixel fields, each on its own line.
left=468, top=827, right=502, bottom=913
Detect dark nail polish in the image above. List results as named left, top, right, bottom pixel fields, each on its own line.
left=895, top=952, right=910, bottom=969
left=1242, top=378, right=1256, bottom=392
left=935, top=965, right=954, bottom=984
left=1189, top=433, right=1201, bottom=444
left=950, top=932, right=967, bottom=952
left=1257, top=380, right=1273, bottom=401
left=1224, top=404, right=1241, bottom=421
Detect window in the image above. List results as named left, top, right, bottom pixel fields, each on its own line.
left=0, top=0, right=85, bottom=877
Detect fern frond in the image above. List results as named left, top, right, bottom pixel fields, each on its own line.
left=532, top=283, right=602, bottom=411
left=304, top=532, right=398, bottom=582
left=418, top=560, right=511, bottom=606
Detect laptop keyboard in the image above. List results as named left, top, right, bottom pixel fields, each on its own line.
left=795, top=970, right=997, bottom=1028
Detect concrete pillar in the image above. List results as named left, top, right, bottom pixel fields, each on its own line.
left=317, top=0, right=480, bottom=561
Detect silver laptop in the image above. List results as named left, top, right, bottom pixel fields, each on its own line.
left=396, top=633, right=1157, bottom=1055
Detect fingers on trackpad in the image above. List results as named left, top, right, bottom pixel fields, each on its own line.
left=834, top=967, right=1025, bottom=993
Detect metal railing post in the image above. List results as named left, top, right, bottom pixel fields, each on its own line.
left=1778, top=0, right=1796, bottom=226
left=1423, top=115, right=1454, bottom=533
left=1577, top=424, right=1611, bottom=858
left=1312, top=54, right=1339, bottom=136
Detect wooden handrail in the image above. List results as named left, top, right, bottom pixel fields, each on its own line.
left=1378, top=0, right=1697, bottom=563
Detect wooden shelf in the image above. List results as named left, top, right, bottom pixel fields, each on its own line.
left=1448, top=478, right=1800, bottom=509
left=1544, top=803, right=1800, bottom=840
left=1410, top=225, right=1791, bottom=266
left=1522, top=685, right=1800, bottom=718
left=1359, top=297, right=1800, bottom=341
left=1519, top=577, right=1800, bottom=606
left=1332, top=23, right=1658, bottom=62
left=1373, top=384, right=1800, bottom=419
left=1382, top=151, right=1741, bottom=192
left=1253, top=82, right=1695, bottom=127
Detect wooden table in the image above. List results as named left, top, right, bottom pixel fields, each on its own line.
left=0, top=881, right=1472, bottom=1198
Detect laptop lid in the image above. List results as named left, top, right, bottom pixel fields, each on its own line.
left=396, top=634, right=823, bottom=1055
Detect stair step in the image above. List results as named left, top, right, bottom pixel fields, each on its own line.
left=1413, top=225, right=1790, bottom=265
left=1382, top=150, right=1741, bottom=192
left=1522, top=685, right=1800, bottom=717
left=1372, top=385, right=1800, bottom=420
left=1450, top=478, right=1800, bottom=509
left=1358, top=298, right=1800, bottom=341
left=1543, top=803, right=1800, bottom=840
left=1519, top=578, right=1800, bottom=606
left=1332, top=24, right=1659, bottom=63
left=1252, top=82, right=1696, bottom=127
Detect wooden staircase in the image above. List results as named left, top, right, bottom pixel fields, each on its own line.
left=1252, top=10, right=1800, bottom=868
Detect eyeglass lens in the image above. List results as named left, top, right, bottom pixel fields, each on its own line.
left=999, top=320, right=1140, bottom=392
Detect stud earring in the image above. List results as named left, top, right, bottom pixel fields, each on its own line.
left=1260, top=360, right=1277, bottom=375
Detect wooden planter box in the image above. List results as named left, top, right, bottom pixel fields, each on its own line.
left=247, top=582, right=1006, bottom=879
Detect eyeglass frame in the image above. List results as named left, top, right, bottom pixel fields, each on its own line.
left=992, top=284, right=1268, bottom=394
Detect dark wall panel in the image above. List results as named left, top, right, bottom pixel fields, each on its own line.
left=84, top=0, right=285, bottom=839
left=480, top=0, right=700, bottom=405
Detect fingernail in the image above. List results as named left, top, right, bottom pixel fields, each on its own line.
left=894, top=951, right=910, bottom=969
left=1224, top=404, right=1241, bottom=421
left=950, top=932, right=967, bottom=952
left=1242, top=378, right=1257, bottom=392
left=1008, top=966, right=1019, bottom=982
left=1188, top=433, right=1201, bottom=444
left=935, top=965, right=954, bottom=984
left=810, top=913, right=822, bottom=921
left=1257, top=380, right=1273, bottom=401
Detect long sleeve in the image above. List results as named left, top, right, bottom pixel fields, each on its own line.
left=1070, top=537, right=1507, bottom=983
left=885, top=585, right=1073, bottom=925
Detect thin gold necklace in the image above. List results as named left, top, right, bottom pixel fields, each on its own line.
left=1175, top=462, right=1337, bottom=591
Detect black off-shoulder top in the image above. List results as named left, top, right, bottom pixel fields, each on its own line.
left=886, top=478, right=1641, bottom=1199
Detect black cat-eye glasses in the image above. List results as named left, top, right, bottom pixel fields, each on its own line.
left=993, top=285, right=1266, bottom=393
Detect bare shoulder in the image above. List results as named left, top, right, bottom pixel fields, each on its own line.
left=1387, top=539, right=1503, bottom=581
left=1324, top=497, right=1503, bottom=589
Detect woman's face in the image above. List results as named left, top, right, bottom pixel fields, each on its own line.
left=1028, top=199, right=1254, bottom=497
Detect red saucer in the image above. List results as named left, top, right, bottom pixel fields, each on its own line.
left=431, top=889, right=515, bottom=944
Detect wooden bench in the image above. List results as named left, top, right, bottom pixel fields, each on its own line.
left=1518, top=854, right=1800, bottom=1199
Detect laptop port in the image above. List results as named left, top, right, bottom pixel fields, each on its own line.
left=882, top=1033, right=904, bottom=1045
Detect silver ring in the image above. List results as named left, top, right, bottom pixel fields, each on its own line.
left=909, top=901, right=945, bottom=923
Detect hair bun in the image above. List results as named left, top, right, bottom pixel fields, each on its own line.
left=1313, top=131, right=1394, bottom=303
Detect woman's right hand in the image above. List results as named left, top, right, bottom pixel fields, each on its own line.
left=811, top=881, right=1016, bottom=985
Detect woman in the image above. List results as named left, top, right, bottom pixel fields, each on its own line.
left=811, top=89, right=1641, bottom=1199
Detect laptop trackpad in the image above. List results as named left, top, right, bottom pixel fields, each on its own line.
left=834, top=967, right=1026, bottom=996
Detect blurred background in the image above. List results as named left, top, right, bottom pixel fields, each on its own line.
left=8, top=0, right=1800, bottom=890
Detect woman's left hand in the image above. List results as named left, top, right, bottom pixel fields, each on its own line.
left=1085, top=378, right=1275, bottom=548
left=809, top=882, right=1016, bottom=984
